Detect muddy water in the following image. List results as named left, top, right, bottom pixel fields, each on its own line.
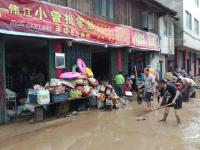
left=1, top=93, right=200, bottom=150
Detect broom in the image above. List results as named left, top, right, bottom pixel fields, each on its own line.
left=137, top=103, right=174, bottom=117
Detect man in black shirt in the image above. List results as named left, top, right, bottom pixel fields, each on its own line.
left=158, top=79, right=182, bottom=124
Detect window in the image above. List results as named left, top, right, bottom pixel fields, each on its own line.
left=194, top=18, right=199, bottom=34
left=164, top=21, right=167, bottom=35
left=167, top=22, right=172, bottom=36
left=164, top=20, right=172, bottom=36
left=95, top=0, right=100, bottom=15
left=148, top=13, right=153, bottom=30
left=95, top=0, right=114, bottom=19
left=186, top=11, right=192, bottom=30
left=109, top=0, right=114, bottom=19
left=195, top=0, right=199, bottom=6
left=141, top=11, right=154, bottom=30
left=102, top=0, right=107, bottom=17
left=141, top=11, right=148, bottom=28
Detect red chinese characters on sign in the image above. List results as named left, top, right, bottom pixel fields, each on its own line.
left=0, top=0, right=159, bottom=50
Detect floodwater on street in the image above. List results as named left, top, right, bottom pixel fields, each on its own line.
left=0, top=92, right=200, bottom=150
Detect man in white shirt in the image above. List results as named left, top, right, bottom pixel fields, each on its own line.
left=181, top=78, right=196, bottom=101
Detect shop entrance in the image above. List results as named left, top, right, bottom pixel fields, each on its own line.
left=187, top=59, right=190, bottom=75
left=91, top=48, right=109, bottom=82
left=5, top=36, right=48, bottom=99
left=128, top=52, right=145, bottom=78
left=159, top=61, right=163, bottom=79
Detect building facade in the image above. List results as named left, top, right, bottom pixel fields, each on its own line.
left=158, top=14, right=176, bottom=78
left=157, top=0, right=200, bottom=76
left=0, top=0, right=175, bottom=124
left=41, top=0, right=175, bottom=76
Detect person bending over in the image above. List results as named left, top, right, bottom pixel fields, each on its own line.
left=158, top=79, right=182, bottom=124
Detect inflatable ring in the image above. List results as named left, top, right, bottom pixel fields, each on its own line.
left=77, top=58, right=87, bottom=75
left=86, top=67, right=93, bottom=77
left=72, top=64, right=78, bottom=72
left=60, top=72, right=80, bottom=79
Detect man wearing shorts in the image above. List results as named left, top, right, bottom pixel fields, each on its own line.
left=144, top=68, right=155, bottom=111
left=158, top=79, right=182, bottom=124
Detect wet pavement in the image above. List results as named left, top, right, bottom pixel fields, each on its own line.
left=0, top=93, right=200, bottom=150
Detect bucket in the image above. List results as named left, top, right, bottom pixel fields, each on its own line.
left=37, top=90, right=50, bottom=105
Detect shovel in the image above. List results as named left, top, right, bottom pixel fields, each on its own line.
left=137, top=103, right=174, bottom=117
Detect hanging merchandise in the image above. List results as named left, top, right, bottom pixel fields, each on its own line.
left=77, top=58, right=87, bottom=75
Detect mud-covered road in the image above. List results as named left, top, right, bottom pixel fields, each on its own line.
left=0, top=93, right=200, bottom=150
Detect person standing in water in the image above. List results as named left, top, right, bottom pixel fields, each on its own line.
left=143, top=68, right=155, bottom=111
left=158, top=79, right=182, bottom=124
left=114, top=72, right=125, bottom=96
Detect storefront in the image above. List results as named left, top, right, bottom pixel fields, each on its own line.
left=0, top=0, right=158, bottom=124
left=128, top=29, right=160, bottom=79
left=5, top=36, right=49, bottom=98
left=175, top=49, right=198, bottom=76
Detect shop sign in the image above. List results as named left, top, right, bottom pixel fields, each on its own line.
left=0, top=0, right=130, bottom=46
left=0, top=0, right=160, bottom=51
left=131, top=29, right=160, bottom=51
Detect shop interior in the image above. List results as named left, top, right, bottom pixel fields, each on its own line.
left=5, top=36, right=48, bottom=100
left=91, top=48, right=110, bottom=82
left=128, top=52, right=146, bottom=79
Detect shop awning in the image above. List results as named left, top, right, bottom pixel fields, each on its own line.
left=0, top=0, right=160, bottom=51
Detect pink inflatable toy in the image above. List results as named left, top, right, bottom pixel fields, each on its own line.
left=60, top=72, right=80, bottom=79
left=77, top=58, right=87, bottom=75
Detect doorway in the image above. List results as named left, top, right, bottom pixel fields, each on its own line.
left=91, top=48, right=109, bottom=82
left=187, top=59, right=190, bottom=75
left=159, top=61, right=163, bottom=79
left=5, top=36, right=48, bottom=99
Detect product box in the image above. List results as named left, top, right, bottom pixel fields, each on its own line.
left=51, top=93, right=68, bottom=103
